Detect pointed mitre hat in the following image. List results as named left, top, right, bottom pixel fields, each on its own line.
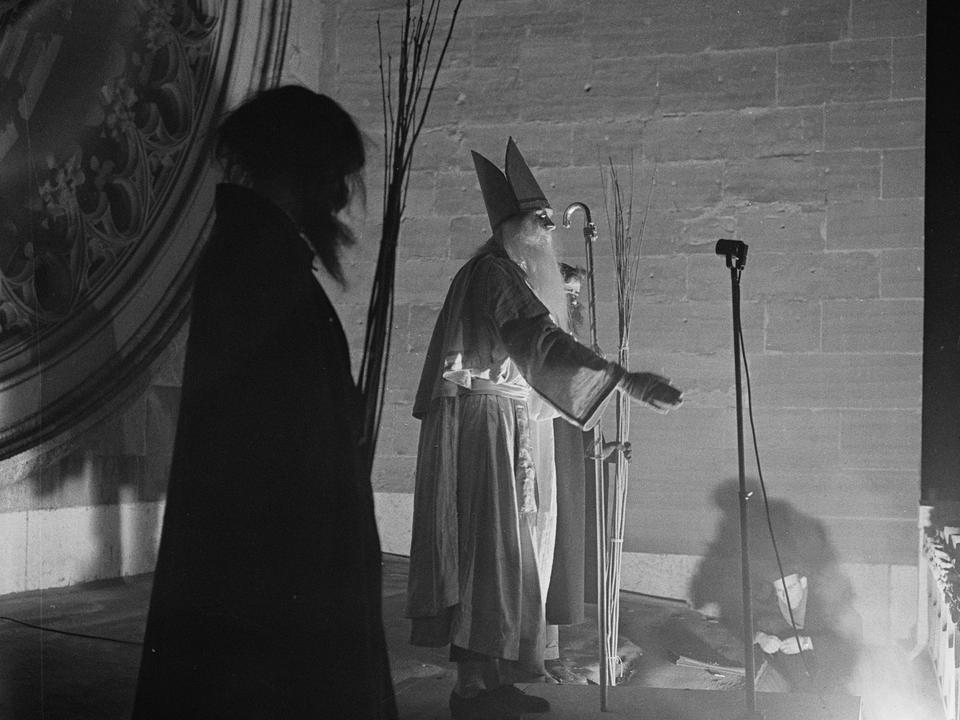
left=471, top=137, right=550, bottom=231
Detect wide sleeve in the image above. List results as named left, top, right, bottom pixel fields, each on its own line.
left=505, top=317, right=624, bottom=428
left=479, top=258, right=624, bottom=428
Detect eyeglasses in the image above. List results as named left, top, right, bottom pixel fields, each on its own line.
left=534, top=210, right=555, bottom=230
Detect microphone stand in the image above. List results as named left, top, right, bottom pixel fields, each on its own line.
left=715, top=239, right=764, bottom=720
left=563, top=203, right=610, bottom=712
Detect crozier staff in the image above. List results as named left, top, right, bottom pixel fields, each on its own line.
left=406, top=138, right=682, bottom=720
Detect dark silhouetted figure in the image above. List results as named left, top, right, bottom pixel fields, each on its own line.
left=690, top=482, right=861, bottom=695
left=132, top=86, right=397, bottom=719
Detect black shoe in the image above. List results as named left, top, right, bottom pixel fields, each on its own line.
left=449, top=690, right=520, bottom=720
left=488, top=684, right=551, bottom=714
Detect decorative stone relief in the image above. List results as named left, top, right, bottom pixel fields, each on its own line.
left=0, top=0, right=291, bottom=460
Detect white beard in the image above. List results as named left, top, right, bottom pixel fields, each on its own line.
left=503, top=229, right=569, bottom=332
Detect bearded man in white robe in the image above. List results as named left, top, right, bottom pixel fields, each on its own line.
left=406, top=138, right=682, bottom=720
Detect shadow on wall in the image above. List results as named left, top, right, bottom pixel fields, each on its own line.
left=689, top=478, right=863, bottom=695
left=29, top=323, right=153, bottom=587
left=0, top=0, right=209, bottom=591
left=25, top=323, right=188, bottom=591
left=27, top=373, right=179, bottom=590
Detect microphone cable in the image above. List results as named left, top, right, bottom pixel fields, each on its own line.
left=0, top=614, right=143, bottom=646
left=738, top=323, right=821, bottom=695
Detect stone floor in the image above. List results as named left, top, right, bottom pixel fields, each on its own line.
left=0, top=554, right=944, bottom=720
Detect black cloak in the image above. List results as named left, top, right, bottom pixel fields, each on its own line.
left=132, top=184, right=396, bottom=719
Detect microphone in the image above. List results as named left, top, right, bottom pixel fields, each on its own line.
left=715, top=238, right=748, bottom=268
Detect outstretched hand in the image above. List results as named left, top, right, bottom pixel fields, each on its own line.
left=621, top=372, right=683, bottom=413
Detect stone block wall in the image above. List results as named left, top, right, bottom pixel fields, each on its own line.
left=320, top=0, right=925, bottom=642
left=0, top=0, right=926, bottom=645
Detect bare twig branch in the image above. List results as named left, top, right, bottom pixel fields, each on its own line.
left=598, top=151, right=658, bottom=686
left=359, top=0, right=462, bottom=475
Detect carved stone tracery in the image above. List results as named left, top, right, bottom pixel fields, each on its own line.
left=0, top=0, right=291, bottom=460
left=1, top=0, right=217, bottom=340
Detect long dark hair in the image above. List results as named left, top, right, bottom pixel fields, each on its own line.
left=214, top=85, right=365, bottom=285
